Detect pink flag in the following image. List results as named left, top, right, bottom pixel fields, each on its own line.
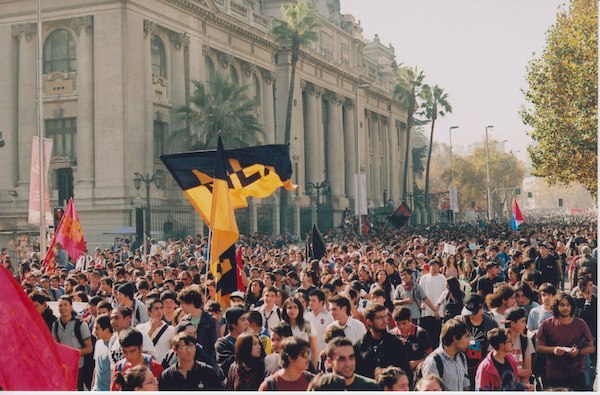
left=0, top=265, right=79, bottom=390
left=54, top=198, right=87, bottom=261
left=28, top=136, right=53, bottom=225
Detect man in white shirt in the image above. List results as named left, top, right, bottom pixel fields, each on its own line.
left=305, top=289, right=333, bottom=354
left=418, top=259, right=445, bottom=346
left=254, top=286, right=281, bottom=332
left=109, top=305, right=156, bottom=367
left=136, top=298, right=175, bottom=364
left=326, top=294, right=366, bottom=344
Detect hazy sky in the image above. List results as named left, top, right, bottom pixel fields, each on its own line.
left=341, top=0, right=567, bottom=162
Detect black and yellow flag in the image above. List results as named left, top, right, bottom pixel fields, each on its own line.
left=209, top=136, right=239, bottom=308
left=160, top=144, right=296, bottom=225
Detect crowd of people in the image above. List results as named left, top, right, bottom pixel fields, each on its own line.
left=2, top=214, right=597, bottom=391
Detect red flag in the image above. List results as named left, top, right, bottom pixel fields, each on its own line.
left=0, top=266, right=79, bottom=390
left=55, top=198, right=86, bottom=261
left=236, top=246, right=245, bottom=292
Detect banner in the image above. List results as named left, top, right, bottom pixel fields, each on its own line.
left=309, top=224, right=326, bottom=261
left=0, top=266, right=79, bottom=390
left=449, top=185, right=459, bottom=213
left=44, top=198, right=86, bottom=274
left=511, top=199, right=524, bottom=231
left=387, top=201, right=412, bottom=229
left=354, top=172, right=368, bottom=216
left=28, top=136, right=53, bottom=225
left=443, top=243, right=457, bottom=255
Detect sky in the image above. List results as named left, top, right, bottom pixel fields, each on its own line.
left=340, top=0, right=567, bottom=163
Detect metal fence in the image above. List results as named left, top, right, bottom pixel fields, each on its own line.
left=148, top=201, right=197, bottom=240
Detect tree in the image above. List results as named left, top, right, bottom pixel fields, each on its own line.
left=173, top=74, right=263, bottom=149
left=271, top=2, right=319, bottom=232
left=420, top=84, right=452, bottom=222
left=447, top=144, right=525, bottom=219
left=521, top=0, right=597, bottom=199
left=393, top=66, right=426, bottom=201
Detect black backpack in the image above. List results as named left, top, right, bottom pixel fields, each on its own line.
left=52, top=317, right=95, bottom=374
left=414, top=352, right=466, bottom=386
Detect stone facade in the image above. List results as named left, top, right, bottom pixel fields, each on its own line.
left=0, top=0, right=413, bottom=246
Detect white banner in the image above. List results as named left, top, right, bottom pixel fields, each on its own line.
left=47, top=301, right=90, bottom=319
left=443, top=242, right=457, bottom=255
left=449, top=185, right=459, bottom=213
left=354, top=172, right=368, bottom=216
left=28, top=136, right=53, bottom=225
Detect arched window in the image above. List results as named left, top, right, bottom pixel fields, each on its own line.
left=229, top=66, right=239, bottom=85
left=253, top=74, right=261, bottom=105
left=43, top=29, right=76, bottom=73
left=151, top=36, right=166, bottom=78
left=205, top=56, right=215, bottom=82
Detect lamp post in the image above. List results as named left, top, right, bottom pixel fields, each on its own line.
left=356, top=81, right=370, bottom=236
left=449, top=126, right=458, bottom=224
left=133, top=170, right=165, bottom=257
left=306, top=181, right=330, bottom=227
left=485, top=125, right=493, bottom=221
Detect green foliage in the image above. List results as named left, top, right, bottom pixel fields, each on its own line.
left=412, top=145, right=427, bottom=180
left=521, top=0, right=597, bottom=199
left=449, top=145, right=525, bottom=217
left=271, top=2, right=319, bottom=63
left=173, top=74, right=263, bottom=149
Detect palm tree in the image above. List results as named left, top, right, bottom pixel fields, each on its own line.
left=420, top=84, right=452, bottom=222
left=271, top=2, right=318, bottom=232
left=393, top=66, right=426, bottom=203
left=173, top=73, right=263, bottom=150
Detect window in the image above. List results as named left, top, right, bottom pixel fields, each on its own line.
left=151, top=36, right=166, bottom=78
left=205, top=56, right=215, bottom=83
left=46, top=118, right=77, bottom=161
left=43, top=29, right=76, bottom=73
left=230, top=66, right=239, bottom=85
left=253, top=74, right=261, bottom=105
left=154, top=121, right=168, bottom=158
left=56, top=168, right=74, bottom=207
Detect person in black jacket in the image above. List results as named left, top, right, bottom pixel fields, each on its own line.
left=354, top=303, right=409, bottom=383
left=177, top=286, right=219, bottom=367
left=159, top=333, right=223, bottom=390
left=30, top=291, right=56, bottom=330
left=215, top=306, right=249, bottom=377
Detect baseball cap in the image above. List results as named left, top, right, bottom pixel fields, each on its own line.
left=461, top=294, right=484, bottom=316
left=502, top=307, right=526, bottom=325
left=230, top=290, right=245, bottom=300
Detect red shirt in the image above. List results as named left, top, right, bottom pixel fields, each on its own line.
left=110, top=354, right=164, bottom=391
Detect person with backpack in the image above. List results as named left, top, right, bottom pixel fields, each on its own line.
left=420, top=318, right=471, bottom=391
left=110, top=328, right=164, bottom=391
left=135, top=297, right=176, bottom=365
left=52, top=295, right=94, bottom=390
left=258, top=337, right=315, bottom=391
left=454, top=294, right=498, bottom=388
left=503, top=307, right=534, bottom=386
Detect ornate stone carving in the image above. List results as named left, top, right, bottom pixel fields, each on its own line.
left=70, top=16, right=93, bottom=36
left=326, top=92, right=344, bottom=106
left=202, top=44, right=212, bottom=57
left=169, top=32, right=184, bottom=51
left=144, top=20, right=159, bottom=38
left=217, top=52, right=233, bottom=69
left=262, top=70, right=274, bottom=85
left=314, top=86, right=325, bottom=98
left=11, top=23, right=36, bottom=41
left=241, top=61, right=256, bottom=78
left=156, top=111, right=163, bottom=121
left=344, top=98, right=354, bottom=110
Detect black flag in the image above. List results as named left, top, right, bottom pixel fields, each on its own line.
left=310, top=224, right=326, bottom=261
left=388, top=201, right=412, bottom=229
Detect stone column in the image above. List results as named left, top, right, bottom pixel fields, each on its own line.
left=262, top=70, right=275, bottom=144
left=12, top=23, right=37, bottom=190
left=326, top=93, right=344, bottom=197
left=271, top=194, right=280, bottom=235
left=314, top=87, right=325, bottom=180
left=303, top=82, right=319, bottom=185
left=248, top=198, right=257, bottom=234
left=72, top=16, right=94, bottom=199
left=343, top=100, right=356, bottom=205
left=389, top=119, right=399, bottom=206
left=143, top=20, right=159, bottom=173
left=372, top=113, right=381, bottom=207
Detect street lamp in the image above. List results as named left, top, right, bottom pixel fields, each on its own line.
left=306, top=180, right=330, bottom=226
left=356, top=81, right=370, bottom=235
left=133, top=170, right=165, bottom=256
left=449, top=126, right=458, bottom=224
left=485, top=125, right=493, bottom=221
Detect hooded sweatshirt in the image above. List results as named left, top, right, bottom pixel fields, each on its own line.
left=475, top=352, right=521, bottom=391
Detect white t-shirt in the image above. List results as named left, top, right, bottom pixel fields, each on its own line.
left=305, top=310, right=334, bottom=354
left=510, top=334, right=534, bottom=370
left=327, top=316, right=366, bottom=344
left=136, top=321, right=176, bottom=364
left=108, top=330, right=156, bottom=367
left=418, top=273, right=447, bottom=317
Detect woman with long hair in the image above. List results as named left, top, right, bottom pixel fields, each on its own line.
left=486, top=284, right=516, bottom=325
left=281, top=297, right=318, bottom=367
left=245, top=279, right=264, bottom=309
left=442, top=254, right=462, bottom=279
left=227, top=333, right=265, bottom=390
left=114, top=365, right=158, bottom=391
left=434, top=277, right=465, bottom=321
left=369, top=269, right=394, bottom=310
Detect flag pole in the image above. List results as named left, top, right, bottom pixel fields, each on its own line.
left=37, top=0, right=47, bottom=259
left=204, top=228, right=212, bottom=303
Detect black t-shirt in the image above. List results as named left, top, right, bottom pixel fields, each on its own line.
left=477, top=275, right=502, bottom=297
left=456, top=314, right=498, bottom=387
left=491, top=357, right=518, bottom=391
left=345, top=374, right=381, bottom=391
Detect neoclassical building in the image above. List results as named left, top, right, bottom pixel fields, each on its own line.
left=0, top=0, right=414, bottom=247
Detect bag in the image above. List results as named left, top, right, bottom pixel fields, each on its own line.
left=414, top=352, right=466, bottom=385
left=53, top=318, right=95, bottom=385
left=152, top=324, right=169, bottom=346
